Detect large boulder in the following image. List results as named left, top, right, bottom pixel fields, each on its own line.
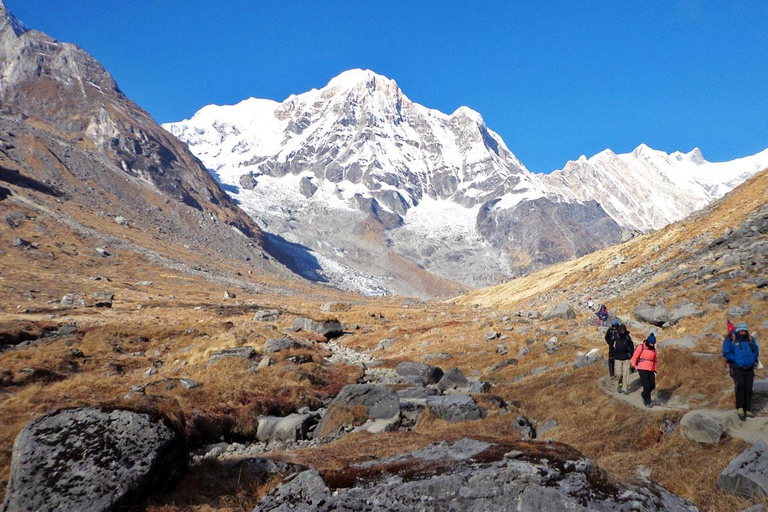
left=543, top=303, right=576, bottom=321
left=719, top=440, right=768, bottom=500
left=668, top=303, right=706, bottom=325
left=0, top=407, right=186, bottom=512
left=292, top=317, right=344, bottom=338
left=315, top=384, right=400, bottom=438
left=255, top=438, right=698, bottom=511
left=427, top=395, right=483, bottom=422
left=633, top=304, right=669, bottom=327
left=680, top=411, right=728, bottom=444
left=437, top=366, right=469, bottom=391
left=263, top=337, right=306, bottom=353
left=396, top=362, right=444, bottom=386
left=253, top=309, right=280, bottom=322
left=208, top=346, right=256, bottom=364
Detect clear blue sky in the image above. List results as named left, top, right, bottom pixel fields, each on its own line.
left=8, top=0, right=768, bottom=173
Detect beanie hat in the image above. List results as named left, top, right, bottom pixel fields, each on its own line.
left=646, top=333, right=656, bottom=345
left=611, top=319, right=619, bottom=327
left=736, top=322, right=749, bottom=332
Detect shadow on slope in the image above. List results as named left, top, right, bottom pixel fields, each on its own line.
left=262, top=233, right=329, bottom=283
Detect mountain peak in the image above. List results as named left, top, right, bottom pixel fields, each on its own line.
left=325, top=69, right=400, bottom=95
left=0, top=1, right=30, bottom=36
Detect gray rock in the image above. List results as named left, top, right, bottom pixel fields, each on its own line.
left=90, top=291, right=114, bottom=308
left=60, top=293, right=85, bottom=307
left=538, top=419, right=558, bottom=436
left=427, top=395, right=483, bottom=422
left=719, top=440, right=768, bottom=500
left=320, top=301, right=352, bottom=312
left=668, top=303, right=705, bottom=325
left=496, top=344, right=508, bottom=355
left=254, top=438, right=697, bottom=511
left=437, top=366, right=469, bottom=391
left=729, top=304, right=753, bottom=317
left=490, top=358, right=517, bottom=372
left=0, top=408, right=186, bottom=512
left=543, top=303, right=576, bottom=321
left=264, top=337, right=305, bottom=353
left=328, top=384, right=400, bottom=420
left=397, top=387, right=439, bottom=399
left=208, top=346, right=257, bottom=363
left=396, top=362, right=444, bottom=386
left=292, top=316, right=344, bottom=338
left=298, top=176, right=317, bottom=198
left=134, top=281, right=154, bottom=287
left=680, top=411, right=727, bottom=444
left=530, top=365, right=549, bottom=376
left=545, top=336, right=559, bottom=355
left=709, top=292, right=730, bottom=305
left=374, top=338, right=396, bottom=351
left=572, top=351, right=604, bottom=369
left=257, top=414, right=316, bottom=443
left=517, top=346, right=530, bottom=358
left=240, top=173, right=257, bottom=190
left=465, top=380, right=491, bottom=393
left=484, top=331, right=500, bottom=341
left=423, top=352, right=451, bottom=362
left=633, top=304, right=669, bottom=327
left=253, top=309, right=280, bottom=322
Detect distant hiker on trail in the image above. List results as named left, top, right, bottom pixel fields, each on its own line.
left=587, top=296, right=595, bottom=311
left=596, top=304, right=609, bottom=326
left=722, top=322, right=759, bottom=421
left=614, top=324, right=634, bottom=394
left=604, top=319, right=620, bottom=379
left=631, top=333, right=658, bottom=408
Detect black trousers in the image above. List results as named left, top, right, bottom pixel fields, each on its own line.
left=608, top=346, right=615, bottom=377
left=731, top=366, right=755, bottom=412
left=638, top=370, right=656, bottom=404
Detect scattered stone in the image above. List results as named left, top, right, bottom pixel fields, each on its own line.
left=134, top=281, right=153, bottom=287
left=0, top=408, right=186, bottom=512
left=223, top=290, right=236, bottom=299
left=239, top=173, right=257, bottom=190
left=427, top=395, right=483, bottom=422
left=57, top=324, right=78, bottom=336
left=709, top=292, right=730, bottom=305
left=257, top=414, right=316, bottom=443
left=490, top=359, right=517, bottom=373
left=543, top=303, right=576, bottom=321
left=719, top=440, right=768, bottom=500
left=352, top=414, right=401, bottom=434
left=13, top=237, right=31, bottom=248
left=208, top=346, right=256, bottom=364
left=320, top=302, right=352, bottom=312
left=530, top=366, right=549, bottom=376
left=374, top=338, right=395, bottom=351
left=538, top=419, right=558, bottom=436
left=668, top=303, right=705, bottom=325
left=60, top=293, right=85, bottom=307
left=256, top=356, right=272, bottom=371
left=484, top=331, right=500, bottom=341
left=90, top=292, right=114, bottom=308
left=325, top=384, right=400, bottom=421
left=292, top=316, right=344, bottom=338
left=572, top=349, right=603, bottom=369
left=466, top=380, right=491, bottom=393
left=680, top=411, right=729, bottom=444
left=298, top=176, right=317, bottom=198
left=286, top=354, right=313, bottom=365
left=496, top=344, right=508, bottom=355
left=545, top=336, right=559, bottom=354
left=252, top=308, right=280, bottom=322
left=633, top=304, right=669, bottom=327
left=423, top=352, right=451, bottom=362
left=396, top=362, right=444, bottom=386
left=729, top=304, right=753, bottom=317
left=95, top=247, right=110, bottom=257
left=264, top=337, right=306, bottom=353
left=437, top=366, right=469, bottom=392
left=517, top=346, right=530, bottom=358
left=114, top=216, right=128, bottom=226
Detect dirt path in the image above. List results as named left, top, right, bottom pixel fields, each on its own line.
left=597, top=375, right=691, bottom=412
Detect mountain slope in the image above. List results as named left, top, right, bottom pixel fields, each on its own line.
left=0, top=0, right=277, bottom=269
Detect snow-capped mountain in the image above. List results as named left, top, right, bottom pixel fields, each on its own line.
left=541, top=144, right=768, bottom=231
left=164, top=69, right=767, bottom=297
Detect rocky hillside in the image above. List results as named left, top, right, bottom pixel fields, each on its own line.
left=0, top=0, right=281, bottom=270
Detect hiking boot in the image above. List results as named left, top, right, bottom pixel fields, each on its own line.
left=737, top=408, right=746, bottom=421
left=745, top=410, right=755, bottom=418
left=617, top=385, right=622, bottom=393
left=644, top=401, right=652, bottom=408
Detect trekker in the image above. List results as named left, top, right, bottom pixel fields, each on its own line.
left=587, top=296, right=595, bottom=311
left=604, top=319, right=620, bottom=378
left=631, top=333, right=658, bottom=407
left=614, top=323, right=634, bottom=394
left=596, top=304, right=609, bottom=326
left=722, top=322, right=759, bottom=421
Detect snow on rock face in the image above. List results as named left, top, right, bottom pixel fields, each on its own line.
left=541, top=145, right=768, bottom=231
left=164, top=69, right=768, bottom=296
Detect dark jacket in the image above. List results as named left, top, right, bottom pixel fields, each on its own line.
left=722, top=333, right=759, bottom=370
left=614, top=331, right=634, bottom=360
left=605, top=326, right=619, bottom=346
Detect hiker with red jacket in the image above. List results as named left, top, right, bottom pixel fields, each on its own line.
left=595, top=304, right=609, bottom=326
left=614, top=324, right=634, bottom=394
left=722, top=322, right=759, bottom=421
left=631, top=333, right=658, bottom=408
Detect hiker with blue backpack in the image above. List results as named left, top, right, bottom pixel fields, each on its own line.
left=722, top=322, right=759, bottom=421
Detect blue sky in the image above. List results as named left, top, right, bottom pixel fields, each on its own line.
left=8, top=1, right=768, bottom=173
